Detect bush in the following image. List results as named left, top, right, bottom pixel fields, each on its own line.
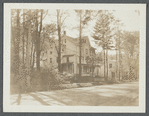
left=30, top=68, right=71, bottom=87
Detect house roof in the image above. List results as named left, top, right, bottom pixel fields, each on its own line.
left=61, top=34, right=79, bottom=45
left=61, top=34, right=92, bottom=47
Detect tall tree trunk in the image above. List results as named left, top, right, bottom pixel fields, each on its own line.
left=79, top=12, right=82, bottom=78
left=57, top=10, right=62, bottom=73
left=15, top=9, right=21, bottom=76
left=106, top=49, right=108, bottom=80
left=116, top=37, right=118, bottom=81
left=26, top=10, right=32, bottom=77
left=32, top=48, right=36, bottom=71
left=104, top=49, right=106, bottom=80
left=35, top=10, right=38, bottom=70
left=22, top=9, right=25, bottom=64
left=11, top=10, right=16, bottom=84
left=35, top=9, right=43, bottom=71
left=30, top=39, right=34, bottom=65
left=31, top=31, right=36, bottom=69
left=118, top=31, right=120, bottom=81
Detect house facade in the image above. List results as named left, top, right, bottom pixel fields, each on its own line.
left=61, top=31, right=97, bottom=76
left=96, top=60, right=117, bottom=80
left=40, top=31, right=123, bottom=81
left=40, top=39, right=58, bottom=69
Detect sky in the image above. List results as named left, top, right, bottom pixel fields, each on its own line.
left=43, top=10, right=140, bottom=54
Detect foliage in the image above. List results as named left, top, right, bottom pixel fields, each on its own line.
left=92, top=11, right=115, bottom=49
left=92, top=10, right=116, bottom=80
left=120, top=31, right=139, bottom=78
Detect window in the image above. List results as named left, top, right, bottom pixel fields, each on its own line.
left=81, top=48, right=84, bottom=54
left=62, top=46, right=64, bottom=52
left=82, top=56, right=84, bottom=61
left=65, top=39, right=66, bottom=43
left=50, top=58, right=52, bottom=63
left=109, top=64, right=112, bottom=68
left=50, top=51, right=52, bottom=55
left=90, top=51, right=92, bottom=56
left=81, top=39, right=86, bottom=43
left=86, top=49, right=88, bottom=55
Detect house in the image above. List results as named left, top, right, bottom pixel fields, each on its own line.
left=41, top=31, right=99, bottom=78
left=95, top=60, right=119, bottom=81
left=40, top=39, right=58, bottom=69
left=61, top=31, right=97, bottom=76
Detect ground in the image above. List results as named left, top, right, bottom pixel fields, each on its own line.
left=10, top=81, right=139, bottom=106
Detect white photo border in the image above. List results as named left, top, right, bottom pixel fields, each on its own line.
left=3, top=3, right=146, bottom=113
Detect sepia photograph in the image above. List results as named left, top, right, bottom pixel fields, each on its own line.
left=3, top=3, right=146, bottom=112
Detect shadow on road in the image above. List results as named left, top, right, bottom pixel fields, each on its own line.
left=38, top=92, right=69, bottom=105
left=10, top=82, right=139, bottom=106
left=11, top=93, right=22, bottom=105
left=28, top=93, right=50, bottom=105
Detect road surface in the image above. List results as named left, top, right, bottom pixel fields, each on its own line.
left=10, top=81, right=139, bottom=106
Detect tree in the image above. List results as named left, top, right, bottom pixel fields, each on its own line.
left=11, top=9, right=48, bottom=85
left=92, top=10, right=115, bottom=81
left=121, top=31, right=139, bottom=80
left=56, top=10, right=69, bottom=73
left=75, top=10, right=92, bottom=78
left=56, top=9, right=62, bottom=73
left=14, top=9, right=21, bottom=78
left=113, top=19, right=124, bottom=81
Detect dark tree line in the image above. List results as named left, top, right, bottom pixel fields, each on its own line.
left=11, top=9, right=48, bottom=85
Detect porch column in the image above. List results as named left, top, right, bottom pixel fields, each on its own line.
left=82, top=65, right=83, bottom=74
left=74, top=55, right=77, bottom=74
left=67, top=63, right=68, bottom=72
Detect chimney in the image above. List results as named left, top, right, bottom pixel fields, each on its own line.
left=64, top=31, right=66, bottom=35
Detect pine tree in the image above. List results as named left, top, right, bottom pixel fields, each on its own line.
left=92, top=11, right=115, bottom=81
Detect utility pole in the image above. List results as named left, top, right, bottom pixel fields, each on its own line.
left=57, top=10, right=61, bottom=73
left=79, top=11, right=82, bottom=78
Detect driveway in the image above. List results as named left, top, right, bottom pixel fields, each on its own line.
left=10, top=81, right=139, bottom=106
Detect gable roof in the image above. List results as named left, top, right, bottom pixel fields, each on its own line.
left=81, top=36, right=91, bottom=47
left=61, top=34, right=91, bottom=47
left=62, top=35, right=78, bottom=44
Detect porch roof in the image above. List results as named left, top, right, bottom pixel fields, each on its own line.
left=62, top=54, right=75, bottom=57
left=62, top=62, right=73, bottom=64
left=77, top=63, right=101, bottom=67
